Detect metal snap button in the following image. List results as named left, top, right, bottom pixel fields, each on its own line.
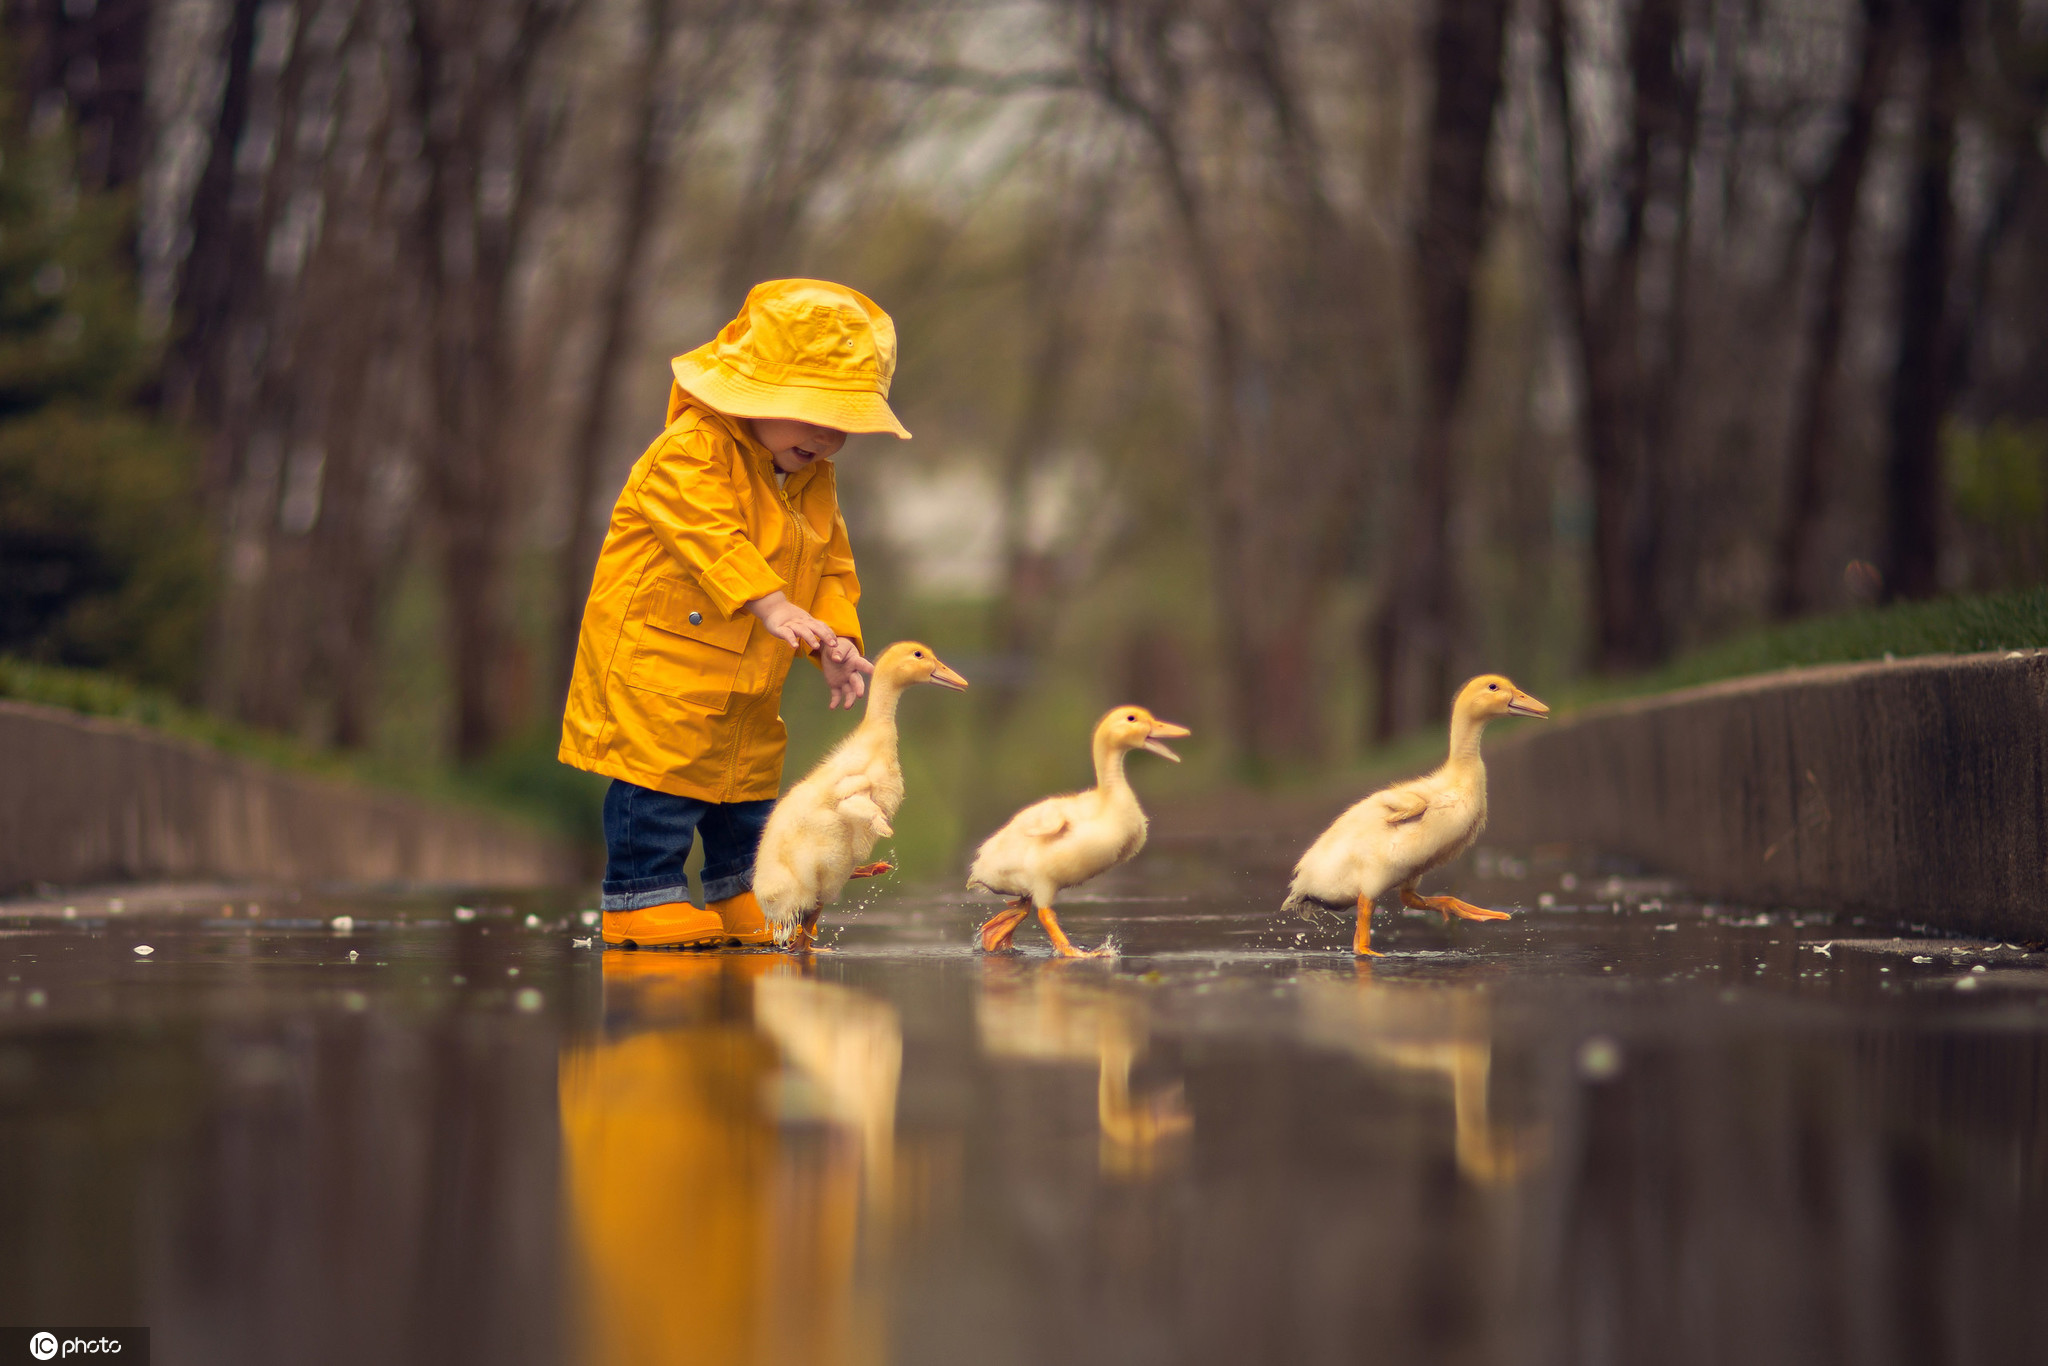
left=688, top=611, right=703, bottom=626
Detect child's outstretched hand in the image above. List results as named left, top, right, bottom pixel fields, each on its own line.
left=822, top=638, right=875, bottom=710
left=746, top=591, right=837, bottom=655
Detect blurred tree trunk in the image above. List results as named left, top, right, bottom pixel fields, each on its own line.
left=1773, top=0, right=1899, bottom=619
left=1542, top=0, right=1699, bottom=672
left=716, top=0, right=909, bottom=309
left=166, top=0, right=293, bottom=721
left=1369, top=0, right=1508, bottom=741
left=1880, top=0, right=1965, bottom=602
left=1072, top=0, right=1378, bottom=772
left=406, top=0, right=578, bottom=762
left=553, top=0, right=741, bottom=705
left=983, top=151, right=1117, bottom=723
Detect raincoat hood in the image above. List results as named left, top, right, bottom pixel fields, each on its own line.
left=670, top=279, right=911, bottom=438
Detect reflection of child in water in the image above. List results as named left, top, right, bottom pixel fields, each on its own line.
left=557, top=280, right=911, bottom=951
left=560, top=954, right=898, bottom=1364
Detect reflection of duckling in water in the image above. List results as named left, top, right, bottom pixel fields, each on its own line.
left=976, top=964, right=1191, bottom=1177
left=968, top=706, right=1190, bottom=958
left=561, top=953, right=906, bottom=1366
left=1283, top=674, right=1548, bottom=956
left=755, top=641, right=967, bottom=950
left=1300, top=969, right=1542, bottom=1185
left=753, top=972, right=902, bottom=1209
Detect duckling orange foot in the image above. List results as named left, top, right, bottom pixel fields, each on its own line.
left=849, top=862, right=893, bottom=879
left=1399, top=888, right=1511, bottom=923
left=1352, top=895, right=1383, bottom=957
left=979, top=900, right=1030, bottom=952
left=1038, top=907, right=1116, bottom=959
left=785, top=905, right=836, bottom=953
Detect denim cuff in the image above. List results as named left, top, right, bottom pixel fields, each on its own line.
left=700, top=865, right=755, bottom=904
left=600, top=882, right=698, bottom=911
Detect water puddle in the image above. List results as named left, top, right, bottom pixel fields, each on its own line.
left=1, top=853, right=2045, bottom=1363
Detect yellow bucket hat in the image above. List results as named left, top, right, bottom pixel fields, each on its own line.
left=671, top=279, right=911, bottom=439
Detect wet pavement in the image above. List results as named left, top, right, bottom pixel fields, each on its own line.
left=2, top=844, right=2047, bottom=1366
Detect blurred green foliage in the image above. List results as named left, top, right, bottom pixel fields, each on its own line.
left=0, top=112, right=210, bottom=693
left=1945, top=419, right=2048, bottom=588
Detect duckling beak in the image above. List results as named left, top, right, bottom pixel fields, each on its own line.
left=929, top=661, right=969, bottom=691
left=1505, top=690, right=1550, bottom=718
left=1143, top=720, right=1190, bottom=761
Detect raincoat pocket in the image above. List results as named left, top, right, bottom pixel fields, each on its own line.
left=628, top=576, right=756, bottom=712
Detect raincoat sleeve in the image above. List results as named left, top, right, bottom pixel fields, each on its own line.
left=807, top=503, right=863, bottom=664
left=631, top=427, right=786, bottom=619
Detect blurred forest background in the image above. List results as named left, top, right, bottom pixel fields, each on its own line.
left=2, top=0, right=2046, bottom=870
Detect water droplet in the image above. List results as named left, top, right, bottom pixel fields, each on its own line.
left=516, top=989, right=544, bottom=1013
left=1577, top=1036, right=1623, bottom=1081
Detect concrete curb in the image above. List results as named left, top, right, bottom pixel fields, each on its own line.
left=0, top=700, right=581, bottom=894
left=1483, top=651, right=2048, bottom=940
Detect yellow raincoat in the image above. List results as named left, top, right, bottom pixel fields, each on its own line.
left=558, top=389, right=864, bottom=801
left=560, top=280, right=907, bottom=803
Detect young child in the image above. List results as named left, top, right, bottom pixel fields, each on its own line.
left=559, top=279, right=911, bottom=948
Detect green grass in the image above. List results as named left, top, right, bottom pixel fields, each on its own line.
left=1558, top=585, right=2048, bottom=712
left=1335, top=586, right=2048, bottom=792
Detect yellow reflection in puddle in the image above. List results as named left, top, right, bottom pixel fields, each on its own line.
left=1299, top=965, right=1544, bottom=1185
left=976, top=961, right=1191, bottom=1178
left=560, top=953, right=903, bottom=1366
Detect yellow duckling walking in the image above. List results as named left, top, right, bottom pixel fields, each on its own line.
left=1283, top=674, right=1548, bottom=956
left=967, top=706, right=1190, bottom=958
left=755, top=642, right=968, bottom=949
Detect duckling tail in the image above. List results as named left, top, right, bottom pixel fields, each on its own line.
left=1281, top=887, right=1342, bottom=921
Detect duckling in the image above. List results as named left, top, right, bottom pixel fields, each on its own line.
left=1282, top=674, right=1548, bottom=956
left=756, top=642, right=968, bottom=949
left=967, top=706, right=1190, bottom=958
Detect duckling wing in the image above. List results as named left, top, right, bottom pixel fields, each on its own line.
left=1011, top=802, right=1072, bottom=842
left=1371, top=787, right=1431, bottom=825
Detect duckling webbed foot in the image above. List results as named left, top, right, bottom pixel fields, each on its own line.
left=979, top=899, right=1030, bottom=952
left=1038, top=906, right=1116, bottom=959
left=1353, top=894, right=1383, bottom=957
left=786, top=904, right=836, bottom=953
left=850, top=862, right=893, bottom=879
left=1400, top=887, right=1511, bottom=923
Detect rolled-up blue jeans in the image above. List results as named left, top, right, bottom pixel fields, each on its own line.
left=600, top=779, right=774, bottom=910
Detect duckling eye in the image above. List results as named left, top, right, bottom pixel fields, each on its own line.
left=913, top=650, right=923, bottom=657
left=1488, top=683, right=1499, bottom=690
left=1126, top=713, right=1137, bottom=721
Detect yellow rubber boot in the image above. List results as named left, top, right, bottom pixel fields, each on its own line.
left=707, top=890, right=774, bottom=947
left=602, top=901, right=726, bottom=949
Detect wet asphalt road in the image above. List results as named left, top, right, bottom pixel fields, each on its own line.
left=1, top=844, right=2045, bottom=1366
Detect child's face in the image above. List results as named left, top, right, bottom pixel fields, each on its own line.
left=749, top=418, right=847, bottom=474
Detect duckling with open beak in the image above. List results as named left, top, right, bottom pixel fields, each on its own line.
left=967, top=707, right=1190, bottom=958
